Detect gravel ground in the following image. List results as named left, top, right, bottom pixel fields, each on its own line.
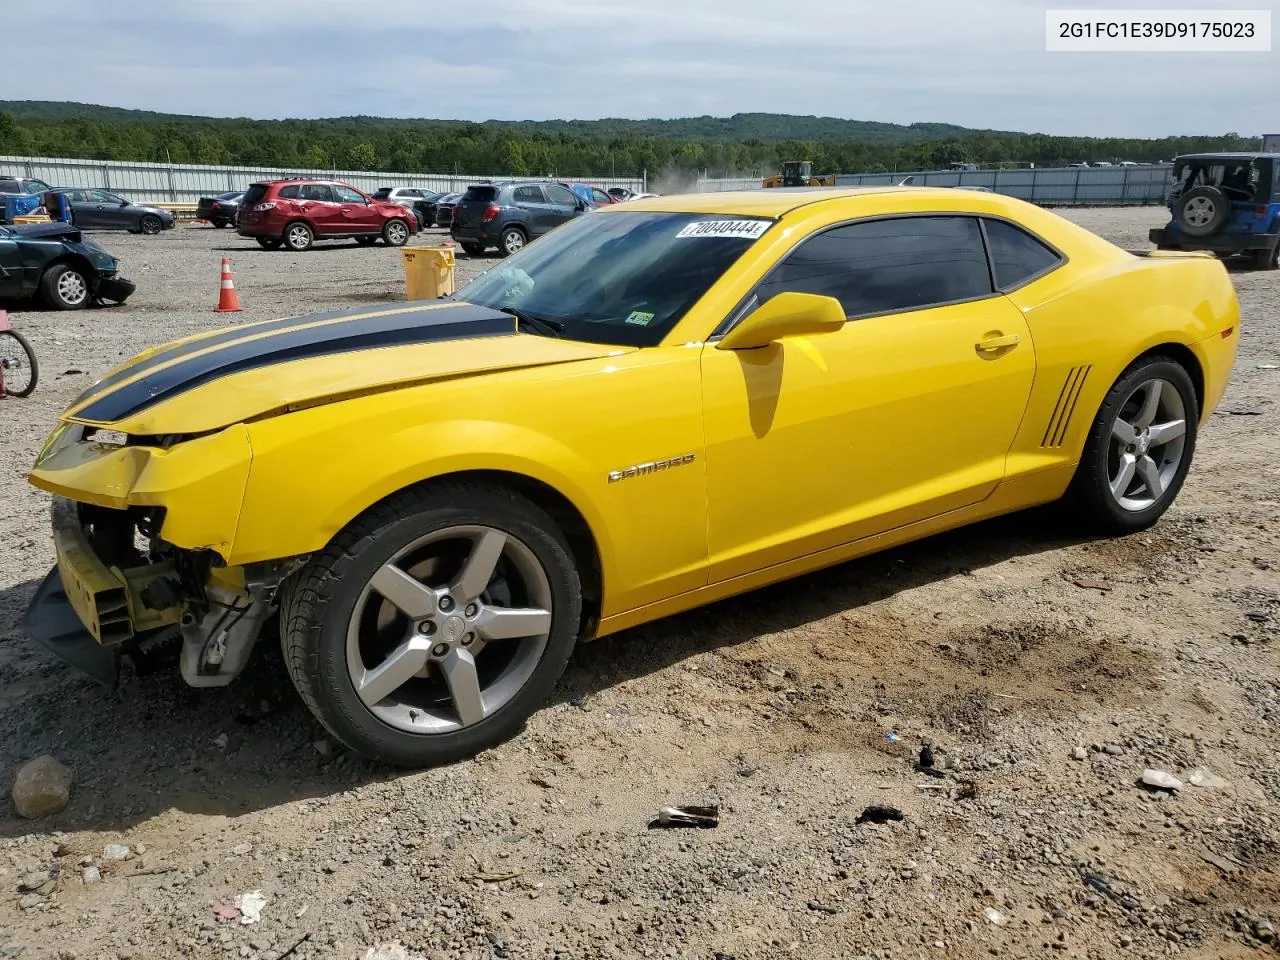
left=0, top=211, right=1277, bottom=960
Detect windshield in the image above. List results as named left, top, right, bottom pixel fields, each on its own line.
left=457, top=211, right=774, bottom=347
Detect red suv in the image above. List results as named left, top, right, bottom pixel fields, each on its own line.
left=236, top=178, right=419, bottom=251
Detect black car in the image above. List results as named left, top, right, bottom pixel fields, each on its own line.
left=432, top=193, right=462, bottom=228
left=0, top=222, right=135, bottom=309
left=50, top=188, right=177, bottom=235
left=197, top=191, right=245, bottom=228
left=450, top=180, right=587, bottom=256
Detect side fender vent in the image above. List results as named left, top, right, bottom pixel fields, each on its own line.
left=1041, top=365, right=1092, bottom=448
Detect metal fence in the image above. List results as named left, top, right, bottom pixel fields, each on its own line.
left=697, top=165, right=1175, bottom=205
left=0, top=155, right=646, bottom=205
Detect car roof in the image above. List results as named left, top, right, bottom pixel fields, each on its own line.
left=1175, top=152, right=1280, bottom=162
left=612, top=186, right=926, bottom=217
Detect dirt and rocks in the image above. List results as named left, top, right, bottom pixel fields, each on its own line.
left=0, top=211, right=1277, bottom=960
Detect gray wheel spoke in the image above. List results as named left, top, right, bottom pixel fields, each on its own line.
left=1147, top=419, right=1185, bottom=447
left=1111, top=453, right=1137, bottom=497
left=1136, top=456, right=1165, bottom=499
left=1112, top=418, right=1136, bottom=445
left=369, top=564, right=439, bottom=619
left=1136, top=381, right=1162, bottom=428
left=357, top=636, right=431, bottom=705
left=440, top=648, right=485, bottom=726
left=474, top=606, right=552, bottom=642
left=453, top=530, right=506, bottom=601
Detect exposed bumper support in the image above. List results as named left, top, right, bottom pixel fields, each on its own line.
left=22, top=567, right=119, bottom=686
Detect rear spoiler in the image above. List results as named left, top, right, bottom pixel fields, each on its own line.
left=1127, top=248, right=1215, bottom=259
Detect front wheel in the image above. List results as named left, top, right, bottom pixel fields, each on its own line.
left=1067, top=357, right=1198, bottom=534
left=281, top=481, right=583, bottom=767
left=40, top=264, right=91, bottom=310
left=382, top=219, right=410, bottom=247
left=139, top=214, right=163, bottom=236
left=0, top=329, right=38, bottom=397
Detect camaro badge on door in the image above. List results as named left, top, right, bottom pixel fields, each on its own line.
left=608, top=453, right=697, bottom=483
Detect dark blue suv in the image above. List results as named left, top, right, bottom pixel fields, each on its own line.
left=450, top=180, right=588, bottom=257
left=1150, top=153, right=1280, bottom=269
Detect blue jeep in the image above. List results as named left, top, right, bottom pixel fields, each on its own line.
left=1149, top=152, right=1280, bottom=269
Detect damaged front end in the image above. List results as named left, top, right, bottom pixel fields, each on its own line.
left=23, top=497, right=298, bottom=687
left=24, top=421, right=303, bottom=688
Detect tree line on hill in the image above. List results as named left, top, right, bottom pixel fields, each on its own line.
left=0, top=103, right=1256, bottom=177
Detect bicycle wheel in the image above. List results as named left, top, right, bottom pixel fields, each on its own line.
left=0, top=329, right=39, bottom=398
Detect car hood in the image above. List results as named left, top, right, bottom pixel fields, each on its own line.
left=60, top=300, right=634, bottom=435
left=11, top=222, right=84, bottom=242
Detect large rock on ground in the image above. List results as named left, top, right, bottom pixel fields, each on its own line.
left=11, top=755, right=74, bottom=819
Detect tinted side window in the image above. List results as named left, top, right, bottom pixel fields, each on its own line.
left=756, top=216, right=992, bottom=319
left=545, top=184, right=578, bottom=207
left=513, top=185, right=544, bottom=203
left=982, top=219, right=1063, bottom=290
left=333, top=184, right=365, bottom=202
left=299, top=183, right=334, bottom=201
left=277, top=185, right=300, bottom=199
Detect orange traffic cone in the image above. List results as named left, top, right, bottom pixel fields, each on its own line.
left=215, top=257, right=243, bottom=313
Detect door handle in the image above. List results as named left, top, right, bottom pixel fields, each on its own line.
left=976, top=333, right=1020, bottom=353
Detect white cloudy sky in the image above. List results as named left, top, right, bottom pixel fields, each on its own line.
left=3, top=0, right=1275, bottom=136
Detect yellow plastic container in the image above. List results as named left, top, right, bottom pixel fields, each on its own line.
left=402, top=246, right=456, bottom=301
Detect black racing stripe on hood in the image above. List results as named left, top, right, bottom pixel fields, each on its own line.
left=68, top=301, right=451, bottom=411
left=76, top=303, right=516, bottom=424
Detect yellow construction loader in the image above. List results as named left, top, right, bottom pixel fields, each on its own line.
left=763, top=161, right=837, bottom=188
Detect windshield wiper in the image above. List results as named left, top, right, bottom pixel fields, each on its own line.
left=499, top=306, right=564, bottom=338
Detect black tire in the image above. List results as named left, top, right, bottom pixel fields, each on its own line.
left=281, top=481, right=583, bottom=767
left=1067, top=355, right=1199, bottom=535
left=139, top=214, right=163, bottom=236
left=283, top=220, right=314, bottom=252
left=1174, top=186, right=1229, bottom=238
left=499, top=226, right=526, bottom=258
left=355, top=236, right=378, bottom=247
left=39, top=263, right=91, bottom=310
left=0, top=329, right=38, bottom=397
left=256, top=236, right=283, bottom=250
left=382, top=218, right=410, bottom=247
left=1252, top=243, right=1280, bottom=270
left=213, top=220, right=229, bottom=229
left=460, top=242, right=486, bottom=257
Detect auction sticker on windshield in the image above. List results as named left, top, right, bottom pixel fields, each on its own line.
left=675, top=220, right=771, bottom=240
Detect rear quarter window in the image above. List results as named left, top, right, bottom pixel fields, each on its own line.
left=982, top=219, right=1063, bottom=290
left=277, top=185, right=301, bottom=199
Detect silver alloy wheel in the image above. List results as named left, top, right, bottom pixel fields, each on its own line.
left=1183, top=196, right=1216, bottom=227
left=57, top=269, right=88, bottom=306
left=1108, top=378, right=1187, bottom=511
left=502, top=230, right=525, bottom=254
left=386, top=220, right=408, bottom=244
left=345, top=525, right=553, bottom=734
left=287, top=224, right=311, bottom=249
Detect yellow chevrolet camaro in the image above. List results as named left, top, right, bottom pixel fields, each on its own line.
left=24, top=187, right=1239, bottom=766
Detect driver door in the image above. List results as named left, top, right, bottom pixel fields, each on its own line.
left=91, top=191, right=130, bottom=229
left=700, top=215, right=1036, bottom=582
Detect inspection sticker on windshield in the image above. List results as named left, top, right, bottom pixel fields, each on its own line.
left=675, top=220, right=770, bottom=240
left=624, top=310, right=655, bottom=326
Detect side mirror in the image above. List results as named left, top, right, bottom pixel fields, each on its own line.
left=715, top=292, right=846, bottom=351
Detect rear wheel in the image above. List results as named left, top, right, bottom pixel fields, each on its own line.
left=139, top=214, right=163, bottom=236
left=355, top=236, right=378, bottom=247
left=256, top=236, right=283, bottom=250
left=499, top=226, right=526, bottom=257
left=382, top=219, right=410, bottom=247
left=40, top=264, right=91, bottom=310
left=0, top=329, right=38, bottom=397
left=284, top=221, right=314, bottom=252
left=1253, top=243, right=1280, bottom=270
left=1068, top=357, right=1198, bottom=534
left=281, top=482, right=582, bottom=767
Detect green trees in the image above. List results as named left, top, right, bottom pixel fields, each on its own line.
left=0, top=102, right=1254, bottom=176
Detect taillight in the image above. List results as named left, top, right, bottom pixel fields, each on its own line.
left=254, top=202, right=276, bottom=212
left=481, top=204, right=500, bottom=222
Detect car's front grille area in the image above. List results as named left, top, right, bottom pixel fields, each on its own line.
left=1041, top=365, right=1092, bottom=448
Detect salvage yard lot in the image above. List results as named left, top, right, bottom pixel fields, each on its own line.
left=0, top=209, right=1278, bottom=960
